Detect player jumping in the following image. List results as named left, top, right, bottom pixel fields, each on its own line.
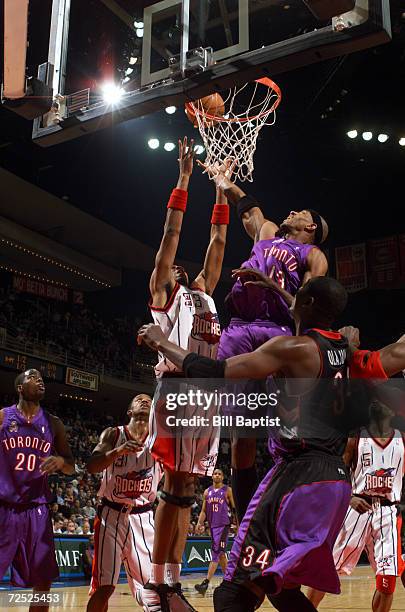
left=198, top=160, right=329, bottom=521
left=140, top=137, right=229, bottom=612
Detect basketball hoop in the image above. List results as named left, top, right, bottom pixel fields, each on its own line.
left=185, top=78, right=282, bottom=183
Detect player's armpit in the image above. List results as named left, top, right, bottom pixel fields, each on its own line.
left=302, top=248, right=328, bottom=284
left=86, top=427, right=119, bottom=473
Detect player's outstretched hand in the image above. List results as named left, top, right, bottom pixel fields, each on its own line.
left=178, top=136, right=195, bottom=177
left=40, top=455, right=65, bottom=474
left=116, top=440, right=143, bottom=456
left=232, top=267, right=280, bottom=291
left=339, top=326, right=360, bottom=349
left=197, top=159, right=234, bottom=191
left=137, top=323, right=166, bottom=351
left=350, top=495, right=372, bottom=514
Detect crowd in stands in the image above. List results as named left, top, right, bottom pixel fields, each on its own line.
left=0, top=286, right=155, bottom=381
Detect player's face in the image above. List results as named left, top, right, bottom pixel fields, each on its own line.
left=19, top=369, right=45, bottom=401
left=370, top=401, right=395, bottom=421
left=172, top=265, right=189, bottom=286
left=129, top=394, right=152, bottom=420
left=212, top=469, right=224, bottom=485
left=281, top=210, right=315, bottom=232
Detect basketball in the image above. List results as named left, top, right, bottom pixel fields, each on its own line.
left=185, top=93, right=225, bottom=127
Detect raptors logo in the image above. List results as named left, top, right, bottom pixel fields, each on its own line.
left=191, top=313, right=221, bottom=345
left=364, top=468, right=395, bottom=495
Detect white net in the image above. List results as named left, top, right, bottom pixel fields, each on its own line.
left=188, top=78, right=281, bottom=183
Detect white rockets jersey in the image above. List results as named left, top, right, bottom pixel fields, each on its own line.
left=150, top=282, right=221, bottom=377
left=351, top=429, right=405, bottom=503
left=98, top=426, right=163, bottom=507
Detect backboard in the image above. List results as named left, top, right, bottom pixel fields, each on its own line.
left=28, top=0, right=391, bottom=146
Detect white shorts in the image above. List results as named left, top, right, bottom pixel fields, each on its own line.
left=146, top=379, right=220, bottom=476
left=333, top=504, right=403, bottom=577
left=91, top=504, right=154, bottom=595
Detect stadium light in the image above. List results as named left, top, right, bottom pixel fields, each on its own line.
left=101, top=82, right=124, bottom=105
left=346, top=130, right=358, bottom=139
left=134, top=21, right=144, bottom=28
left=148, top=138, right=160, bottom=150
left=194, top=145, right=205, bottom=155
left=136, top=27, right=144, bottom=38
left=377, top=134, right=388, bottom=143
left=362, top=131, right=373, bottom=141
left=165, top=106, right=177, bottom=115
left=129, top=56, right=138, bottom=65
left=125, top=67, right=134, bottom=76
left=399, top=137, right=405, bottom=147
left=164, top=142, right=176, bottom=152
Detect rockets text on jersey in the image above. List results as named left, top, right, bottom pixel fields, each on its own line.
left=352, top=430, right=405, bottom=502
left=150, top=283, right=220, bottom=377
left=98, top=426, right=163, bottom=506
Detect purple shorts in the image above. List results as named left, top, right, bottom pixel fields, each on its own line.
left=0, top=503, right=59, bottom=587
left=225, top=454, right=351, bottom=595
left=218, top=319, right=292, bottom=360
left=211, top=525, right=230, bottom=562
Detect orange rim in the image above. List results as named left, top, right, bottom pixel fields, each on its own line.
left=185, top=77, right=282, bottom=124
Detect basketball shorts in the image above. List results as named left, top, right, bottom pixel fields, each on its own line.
left=0, top=502, right=59, bottom=587
left=211, top=525, right=230, bottom=562
left=91, top=504, right=154, bottom=596
left=333, top=503, right=403, bottom=577
left=146, top=379, right=219, bottom=476
left=224, top=453, right=351, bottom=595
left=218, top=318, right=292, bottom=361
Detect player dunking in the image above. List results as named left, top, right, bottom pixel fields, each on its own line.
left=308, top=399, right=405, bottom=612
left=0, top=369, right=75, bottom=612
left=194, top=468, right=237, bottom=596
left=86, top=394, right=163, bottom=612
left=139, top=276, right=353, bottom=612
left=140, top=137, right=229, bottom=612
left=198, top=161, right=329, bottom=521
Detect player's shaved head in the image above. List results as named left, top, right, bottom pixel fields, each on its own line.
left=296, top=276, right=348, bottom=326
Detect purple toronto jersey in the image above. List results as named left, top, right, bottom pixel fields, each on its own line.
left=0, top=405, right=54, bottom=504
left=226, top=237, right=315, bottom=324
left=206, top=485, right=230, bottom=528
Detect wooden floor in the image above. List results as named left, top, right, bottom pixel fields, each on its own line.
left=4, top=567, right=405, bottom=610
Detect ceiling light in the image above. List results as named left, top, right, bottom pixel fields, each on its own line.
left=136, top=28, right=144, bottom=38
left=125, top=67, right=134, bottom=76
left=129, top=56, right=138, bottom=65
left=362, top=131, right=373, bottom=141
left=164, top=142, right=176, bottom=151
left=134, top=21, right=144, bottom=28
left=165, top=106, right=176, bottom=114
left=101, top=82, right=124, bottom=105
left=377, top=134, right=388, bottom=143
left=148, top=138, right=160, bottom=150
left=399, top=137, right=405, bottom=147
left=347, top=130, right=357, bottom=139
left=194, top=145, right=204, bottom=155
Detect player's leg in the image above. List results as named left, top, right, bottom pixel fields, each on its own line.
left=30, top=582, right=52, bottom=612
left=87, top=506, right=125, bottom=612
left=122, top=509, right=155, bottom=607
left=0, top=505, right=20, bottom=581
left=141, top=469, right=196, bottom=611
left=307, top=505, right=370, bottom=608
left=18, top=505, right=59, bottom=612
left=268, top=586, right=318, bottom=611
left=213, top=580, right=260, bottom=612
left=370, top=506, right=398, bottom=612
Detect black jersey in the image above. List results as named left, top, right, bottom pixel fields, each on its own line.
left=269, top=329, right=349, bottom=459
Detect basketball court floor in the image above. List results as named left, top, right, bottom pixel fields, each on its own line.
left=4, top=567, right=405, bottom=611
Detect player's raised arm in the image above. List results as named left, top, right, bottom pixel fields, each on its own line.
left=150, top=137, right=194, bottom=308
left=193, top=177, right=229, bottom=296
left=197, top=160, right=278, bottom=243
left=41, top=415, right=75, bottom=475
left=86, top=427, right=142, bottom=473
